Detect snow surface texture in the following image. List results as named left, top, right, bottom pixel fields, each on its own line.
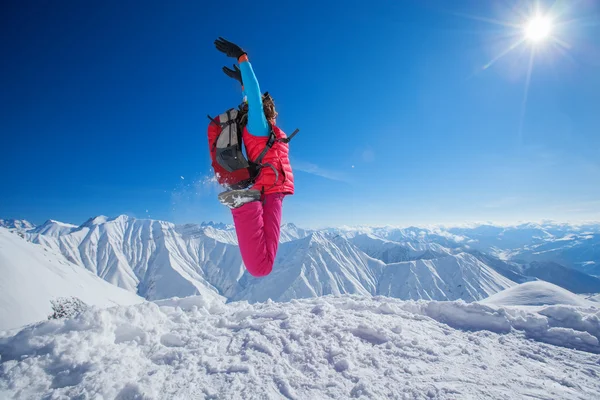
left=1, top=296, right=599, bottom=399
left=0, top=228, right=143, bottom=331
left=482, top=281, right=596, bottom=307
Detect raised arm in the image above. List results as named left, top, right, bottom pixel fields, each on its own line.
left=238, top=55, right=269, bottom=137
left=215, top=37, right=269, bottom=137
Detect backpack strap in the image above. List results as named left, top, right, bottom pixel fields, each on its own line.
left=253, top=127, right=277, bottom=165
left=261, top=163, right=279, bottom=192
left=207, top=114, right=220, bottom=126
left=279, top=128, right=300, bottom=144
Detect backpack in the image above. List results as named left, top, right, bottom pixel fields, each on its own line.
left=207, top=105, right=299, bottom=190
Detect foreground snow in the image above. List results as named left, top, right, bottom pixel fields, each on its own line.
left=1, top=296, right=599, bottom=399
left=0, top=228, right=143, bottom=331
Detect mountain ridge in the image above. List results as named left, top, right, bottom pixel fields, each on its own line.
left=2, top=215, right=599, bottom=305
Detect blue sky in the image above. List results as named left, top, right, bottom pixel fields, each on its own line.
left=1, top=0, right=599, bottom=228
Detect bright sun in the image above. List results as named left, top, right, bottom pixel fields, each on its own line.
left=525, top=16, right=552, bottom=42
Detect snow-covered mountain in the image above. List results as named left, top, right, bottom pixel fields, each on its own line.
left=4, top=214, right=600, bottom=308
left=31, top=219, right=78, bottom=236
left=0, top=228, right=143, bottom=331
left=231, top=232, right=385, bottom=302
left=348, top=233, right=452, bottom=263
left=513, top=233, right=600, bottom=275
left=523, top=261, right=600, bottom=293
left=27, top=215, right=234, bottom=302
left=378, top=253, right=515, bottom=301
left=0, top=218, right=35, bottom=232
left=482, top=281, right=596, bottom=307
left=332, top=225, right=467, bottom=250
left=2, top=215, right=600, bottom=399
left=331, top=222, right=600, bottom=277
left=279, top=222, right=312, bottom=242
left=20, top=216, right=517, bottom=304
left=1, top=295, right=599, bottom=399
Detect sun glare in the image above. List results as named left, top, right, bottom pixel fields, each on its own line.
left=462, top=2, right=578, bottom=146
left=525, top=16, right=552, bottom=42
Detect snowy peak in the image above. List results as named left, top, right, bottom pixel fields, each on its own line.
left=279, top=222, right=312, bottom=242
left=200, top=221, right=233, bottom=230
left=81, top=215, right=110, bottom=227
left=32, top=219, right=78, bottom=236
left=349, top=233, right=452, bottom=263
left=0, top=218, right=35, bottom=232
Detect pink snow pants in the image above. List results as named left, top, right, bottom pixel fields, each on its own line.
left=231, top=193, right=285, bottom=277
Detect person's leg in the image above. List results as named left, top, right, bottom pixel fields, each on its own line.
left=231, top=200, right=273, bottom=277
left=262, top=193, right=285, bottom=264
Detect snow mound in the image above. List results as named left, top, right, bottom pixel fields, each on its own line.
left=0, top=228, right=144, bottom=331
left=482, top=281, right=596, bottom=307
left=1, top=296, right=599, bottom=399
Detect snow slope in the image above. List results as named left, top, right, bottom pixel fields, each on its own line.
left=0, top=228, right=143, bottom=331
left=1, top=296, right=599, bottom=399
left=378, top=253, right=515, bottom=301
left=232, top=232, right=385, bottom=302
left=482, top=281, right=597, bottom=307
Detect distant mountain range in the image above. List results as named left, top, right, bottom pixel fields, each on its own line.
left=2, top=216, right=599, bottom=310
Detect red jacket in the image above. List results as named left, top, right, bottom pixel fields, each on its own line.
left=243, top=124, right=294, bottom=195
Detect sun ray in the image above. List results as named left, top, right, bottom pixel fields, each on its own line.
left=518, top=48, right=536, bottom=148
left=450, top=11, right=522, bottom=29
left=551, top=36, right=572, bottom=50
left=482, top=37, right=527, bottom=70
left=549, top=40, right=578, bottom=65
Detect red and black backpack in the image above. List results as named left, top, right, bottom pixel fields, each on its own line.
left=207, top=107, right=256, bottom=189
left=207, top=105, right=298, bottom=190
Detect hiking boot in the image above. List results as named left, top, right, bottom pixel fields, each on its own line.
left=218, top=189, right=261, bottom=209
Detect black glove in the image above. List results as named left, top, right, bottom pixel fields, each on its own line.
left=223, top=64, right=243, bottom=85
left=214, top=37, right=246, bottom=59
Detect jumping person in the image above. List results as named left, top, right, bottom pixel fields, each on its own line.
left=214, top=37, right=294, bottom=277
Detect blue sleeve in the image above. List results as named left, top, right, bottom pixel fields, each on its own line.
left=239, top=60, right=270, bottom=137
